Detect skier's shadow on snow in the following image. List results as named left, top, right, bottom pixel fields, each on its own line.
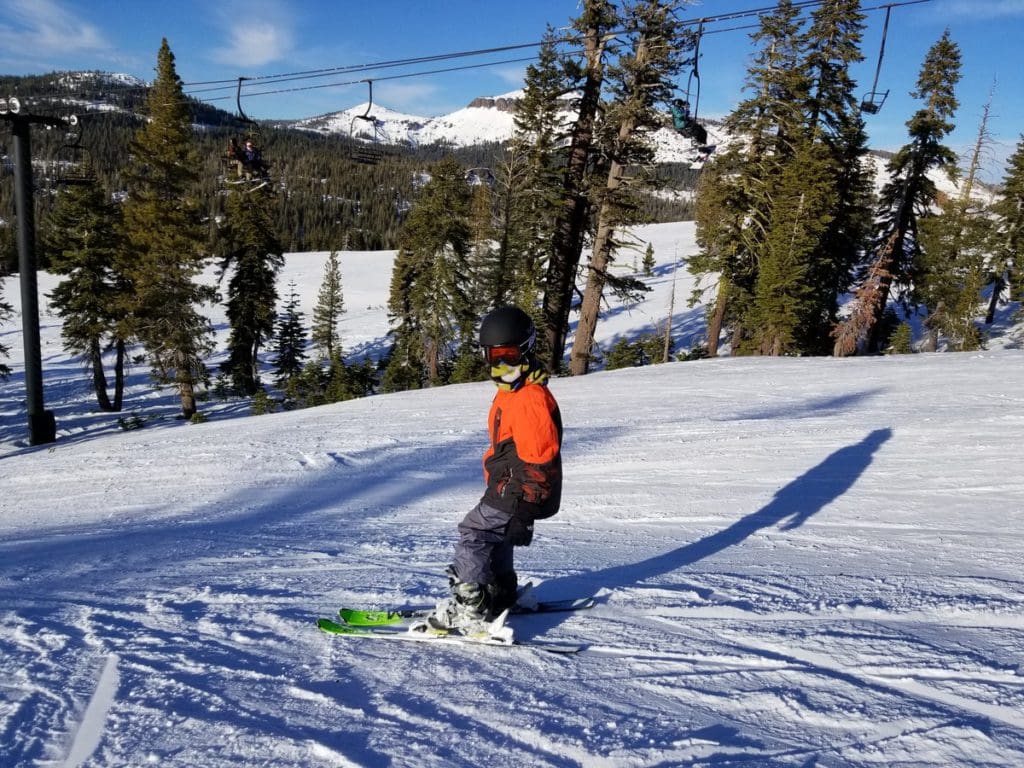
left=542, top=427, right=893, bottom=611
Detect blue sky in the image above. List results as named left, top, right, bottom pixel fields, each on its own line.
left=1, top=0, right=1021, bottom=180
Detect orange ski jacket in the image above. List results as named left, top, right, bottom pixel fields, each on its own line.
left=481, top=379, right=563, bottom=521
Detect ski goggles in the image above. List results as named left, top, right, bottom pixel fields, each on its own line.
left=481, top=344, right=525, bottom=367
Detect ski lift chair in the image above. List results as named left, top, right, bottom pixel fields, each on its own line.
left=350, top=117, right=384, bottom=165
left=349, top=79, right=385, bottom=164
left=860, top=6, right=893, bottom=116
left=465, top=167, right=496, bottom=187
left=55, top=115, right=97, bottom=187
left=223, top=79, right=272, bottom=186
left=859, top=89, right=889, bottom=115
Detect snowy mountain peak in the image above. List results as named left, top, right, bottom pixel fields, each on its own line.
left=54, top=70, right=148, bottom=90
left=289, top=91, right=713, bottom=160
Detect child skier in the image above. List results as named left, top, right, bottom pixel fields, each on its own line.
left=428, top=306, right=563, bottom=631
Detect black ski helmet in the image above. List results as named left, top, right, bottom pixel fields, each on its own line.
left=479, top=306, right=536, bottom=351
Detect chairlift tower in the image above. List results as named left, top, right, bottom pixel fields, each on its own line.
left=1, top=96, right=68, bottom=445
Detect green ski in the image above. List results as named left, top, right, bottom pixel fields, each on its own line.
left=336, top=596, right=596, bottom=627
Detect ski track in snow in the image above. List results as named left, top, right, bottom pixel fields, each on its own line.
left=63, top=653, right=119, bottom=768
left=2, top=222, right=1024, bottom=766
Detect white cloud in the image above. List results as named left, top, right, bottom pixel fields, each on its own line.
left=0, top=0, right=109, bottom=59
left=211, top=0, right=296, bottom=68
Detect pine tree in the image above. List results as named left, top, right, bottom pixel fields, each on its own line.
left=689, top=0, right=871, bottom=357
left=689, top=152, right=751, bottom=356
left=467, top=183, right=498, bottom=307
left=987, top=135, right=1024, bottom=324
left=802, top=0, right=865, bottom=140
left=311, top=250, right=344, bottom=359
left=272, top=281, right=307, bottom=387
left=642, top=243, right=655, bottom=276
left=749, top=138, right=837, bottom=355
left=888, top=322, right=914, bottom=354
left=120, top=39, right=213, bottom=418
left=541, top=0, right=619, bottom=372
left=489, top=33, right=569, bottom=366
left=41, top=163, right=132, bottom=410
left=569, top=0, right=688, bottom=375
left=383, top=156, right=474, bottom=389
left=0, top=225, right=15, bottom=275
left=917, top=99, right=994, bottom=351
left=917, top=202, right=989, bottom=351
left=286, top=359, right=329, bottom=409
left=834, top=30, right=962, bottom=355
left=690, top=0, right=806, bottom=354
left=502, top=31, right=567, bottom=320
left=605, top=336, right=646, bottom=370
left=795, top=0, right=873, bottom=353
left=218, top=184, right=283, bottom=395
left=380, top=241, right=423, bottom=393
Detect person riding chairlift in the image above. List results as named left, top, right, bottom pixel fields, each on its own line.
left=670, top=98, right=708, bottom=147
left=228, top=137, right=269, bottom=180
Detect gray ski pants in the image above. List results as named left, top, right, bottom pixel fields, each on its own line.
left=452, top=500, right=517, bottom=593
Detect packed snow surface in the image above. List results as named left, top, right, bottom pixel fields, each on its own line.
left=2, top=222, right=1023, bottom=767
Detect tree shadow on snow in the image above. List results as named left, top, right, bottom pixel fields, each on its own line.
left=719, top=388, right=885, bottom=422
left=543, top=427, right=893, bottom=604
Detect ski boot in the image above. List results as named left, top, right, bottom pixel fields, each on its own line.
left=427, top=581, right=491, bottom=631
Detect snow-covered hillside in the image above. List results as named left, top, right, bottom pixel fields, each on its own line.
left=54, top=71, right=147, bottom=90
left=2, top=221, right=1024, bottom=767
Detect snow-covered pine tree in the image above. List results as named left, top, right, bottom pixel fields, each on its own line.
left=42, top=160, right=132, bottom=410
left=311, top=251, right=344, bottom=360
left=218, top=183, right=283, bottom=395
left=834, top=30, right=962, bottom=355
left=120, top=39, right=213, bottom=418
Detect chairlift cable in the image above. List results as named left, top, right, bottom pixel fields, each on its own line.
left=867, top=5, right=892, bottom=98
left=104, top=0, right=934, bottom=113
left=198, top=54, right=545, bottom=105
left=183, top=1, right=838, bottom=97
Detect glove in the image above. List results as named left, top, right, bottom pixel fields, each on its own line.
left=505, top=515, right=534, bottom=546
